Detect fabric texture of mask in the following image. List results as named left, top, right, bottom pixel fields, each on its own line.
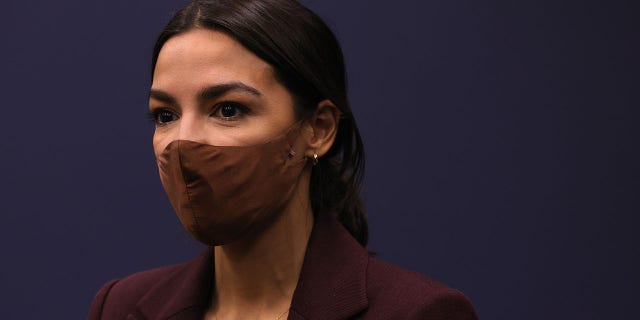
left=156, top=128, right=308, bottom=246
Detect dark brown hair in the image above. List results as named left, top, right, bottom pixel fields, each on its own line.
left=151, top=0, right=368, bottom=246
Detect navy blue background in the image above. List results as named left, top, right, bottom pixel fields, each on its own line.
left=1, top=0, right=638, bottom=318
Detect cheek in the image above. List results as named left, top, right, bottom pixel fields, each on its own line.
left=152, top=131, right=168, bottom=158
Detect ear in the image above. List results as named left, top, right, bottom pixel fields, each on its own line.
left=304, top=99, right=341, bottom=158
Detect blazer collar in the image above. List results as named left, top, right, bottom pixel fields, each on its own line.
left=135, top=216, right=369, bottom=320
left=289, top=215, right=369, bottom=319
left=136, top=250, right=214, bottom=319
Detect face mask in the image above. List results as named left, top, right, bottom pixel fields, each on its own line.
left=156, top=126, right=308, bottom=246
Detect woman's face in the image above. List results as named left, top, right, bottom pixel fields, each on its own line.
left=149, top=28, right=300, bottom=156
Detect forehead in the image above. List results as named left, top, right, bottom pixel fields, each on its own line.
left=152, top=28, right=276, bottom=91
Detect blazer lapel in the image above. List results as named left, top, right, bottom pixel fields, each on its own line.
left=135, top=249, right=214, bottom=320
left=289, top=216, right=369, bottom=320
left=131, top=216, right=369, bottom=320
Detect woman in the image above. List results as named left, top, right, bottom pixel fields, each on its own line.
left=89, top=0, right=478, bottom=319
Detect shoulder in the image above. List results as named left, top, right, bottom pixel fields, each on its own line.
left=365, top=256, right=478, bottom=320
left=88, top=263, right=183, bottom=319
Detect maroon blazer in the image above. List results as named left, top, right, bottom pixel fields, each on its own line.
left=89, top=216, right=478, bottom=319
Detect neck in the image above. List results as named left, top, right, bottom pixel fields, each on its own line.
left=208, top=182, right=314, bottom=319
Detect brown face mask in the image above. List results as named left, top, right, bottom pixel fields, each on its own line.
left=156, top=126, right=308, bottom=246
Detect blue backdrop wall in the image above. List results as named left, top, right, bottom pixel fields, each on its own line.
left=1, top=0, right=638, bottom=319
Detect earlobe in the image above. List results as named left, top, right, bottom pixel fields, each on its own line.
left=306, top=99, right=340, bottom=159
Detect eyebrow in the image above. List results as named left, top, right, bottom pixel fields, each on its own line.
left=149, top=82, right=262, bottom=105
left=148, top=89, right=177, bottom=105
left=200, top=82, right=261, bottom=101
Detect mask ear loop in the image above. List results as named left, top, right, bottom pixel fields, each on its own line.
left=284, top=120, right=309, bottom=163
left=285, top=119, right=322, bottom=165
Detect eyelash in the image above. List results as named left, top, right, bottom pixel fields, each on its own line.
left=147, top=101, right=251, bottom=126
left=212, top=101, right=251, bottom=121
left=147, top=109, right=176, bottom=126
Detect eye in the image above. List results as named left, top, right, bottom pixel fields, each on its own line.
left=149, top=109, right=179, bottom=126
left=212, top=102, right=249, bottom=121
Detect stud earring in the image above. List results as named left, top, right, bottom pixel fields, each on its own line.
left=312, top=153, right=319, bottom=166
